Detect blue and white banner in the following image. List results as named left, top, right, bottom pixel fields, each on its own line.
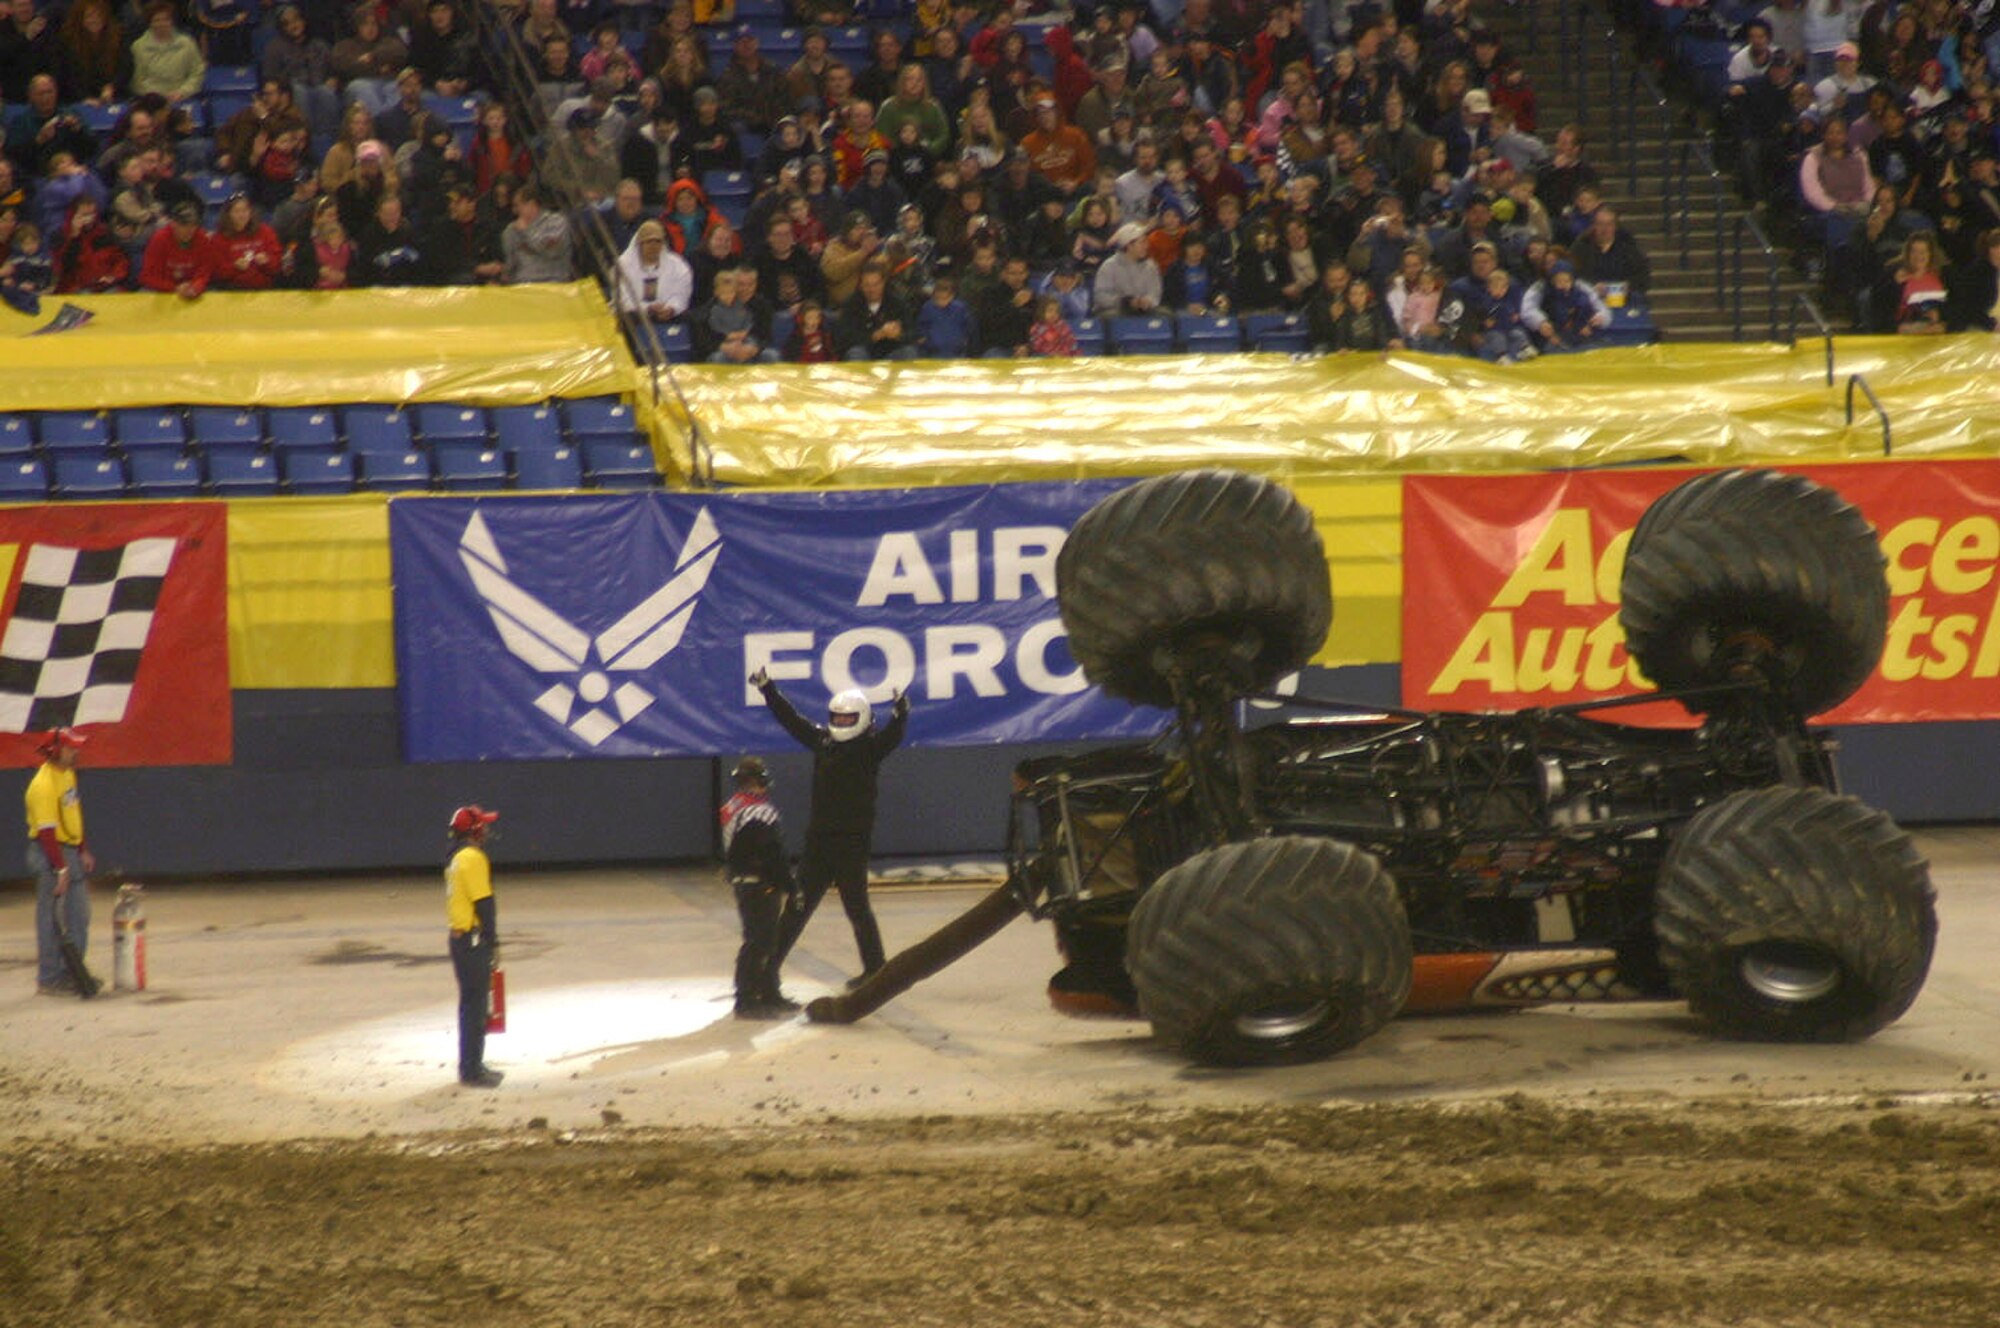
left=389, top=483, right=1169, bottom=761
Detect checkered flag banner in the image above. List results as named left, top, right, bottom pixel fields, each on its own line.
left=0, top=539, right=176, bottom=733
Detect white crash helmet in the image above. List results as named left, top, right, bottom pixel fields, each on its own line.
left=827, top=689, right=872, bottom=741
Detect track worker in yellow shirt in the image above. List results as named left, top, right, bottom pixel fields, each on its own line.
left=26, top=729, right=93, bottom=996
left=445, top=805, right=503, bottom=1088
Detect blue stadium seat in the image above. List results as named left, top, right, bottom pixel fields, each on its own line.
left=0, top=414, right=32, bottom=457
left=127, top=452, right=204, bottom=497
left=1108, top=316, right=1175, bottom=355
left=564, top=398, right=636, bottom=442
left=52, top=454, right=126, bottom=499
left=735, top=0, right=784, bottom=18
left=1070, top=317, right=1106, bottom=356
left=422, top=94, right=480, bottom=130
left=1178, top=314, right=1242, bottom=353
left=0, top=457, right=48, bottom=500
left=492, top=405, right=563, bottom=454
left=283, top=451, right=357, bottom=495
left=76, top=102, right=125, bottom=135
left=206, top=451, right=280, bottom=496
left=736, top=129, right=766, bottom=164
left=266, top=407, right=340, bottom=453
left=357, top=450, right=431, bottom=492
left=36, top=411, right=109, bottom=452
left=189, top=173, right=237, bottom=208
left=582, top=440, right=658, bottom=489
left=204, top=65, right=256, bottom=93
left=659, top=322, right=694, bottom=362
left=342, top=405, right=415, bottom=455
left=1241, top=312, right=1310, bottom=352
left=190, top=407, right=263, bottom=453
left=435, top=447, right=509, bottom=492
left=828, top=26, right=869, bottom=62
left=113, top=409, right=188, bottom=452
left=512, top=445, right=584, bottom=490
left=414, top=404, right=490, bottom=447
left=206, top=90, right=254, bottom=126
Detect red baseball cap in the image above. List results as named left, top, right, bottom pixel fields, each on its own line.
left=37, top=728, right=87, bottom=756
left=449, top=805, right=500, bottom=834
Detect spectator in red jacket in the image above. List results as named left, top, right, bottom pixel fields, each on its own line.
left=209, top=194, right=281, bottom=289
left=54, top=198, right=129, bottom=292
left=139, top=199, right=216, bottom=298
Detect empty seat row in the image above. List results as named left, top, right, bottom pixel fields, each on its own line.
left=657, top=313, right=1313, bottom=363
left=0, top=441, right=659, bottom=502
left=0, top=400, right=640, bottom=458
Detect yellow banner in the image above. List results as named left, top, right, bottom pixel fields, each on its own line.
left=667, top=337, right=2000, bottom=489
left=1294, top=478, right=1402, bottom=666
left=1, top=283, right=637, bottom=410
left=228, top=497, right=394, bottom=689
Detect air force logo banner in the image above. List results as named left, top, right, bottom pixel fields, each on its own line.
left=389, top=484, right=1166, bottom=761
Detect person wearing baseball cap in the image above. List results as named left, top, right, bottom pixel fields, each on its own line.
left=138, top=197, right=218, bottom=299
left=26, top=729, right=92, bottom=995
left=445, top=805, right=503, bottom=1087
left=1812, top=40, right=1876, bottom=118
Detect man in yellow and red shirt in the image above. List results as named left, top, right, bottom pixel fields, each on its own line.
left=25, top=729, right=93, bottom=995
left=445, top=805, right=502, bottom=1088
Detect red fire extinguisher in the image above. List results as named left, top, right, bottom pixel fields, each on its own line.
left=486, top=948, right=506, bottom=1034
left=112, top=883, right=146, bottom=992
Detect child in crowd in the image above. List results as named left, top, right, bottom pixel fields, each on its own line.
left=1478, top=266, right=1536, bottom=362
left=1525, top=259, right=1611, bottom=350
left=1162, top=231, right=1223, bottom=313
left=889, top=119, right=935, bottom=198
left=1037, top=258, right=1094, bottom=322
left=1029, top=293, right=1077, bottom=356
left=916, top=273, right=973, bottom=357
left=1398, top=262, right=1450, bottom=352
left=786, top=299, right=837, bottom=361
left=0, top=223, right=52, bottom=311
left=1151, top=155, right=1200, bottom=224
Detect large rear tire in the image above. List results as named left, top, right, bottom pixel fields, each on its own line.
left=1126, top=837, right=1412, bottom=1066
left=1057, top=470, right=1331, bottom=708
left=1619, top=468, right=1888, bottom=718
left=1654, top=786, right=1936, bottom=1042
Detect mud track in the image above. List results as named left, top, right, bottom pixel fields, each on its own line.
left=6, top=1096, right=1999, bottom=1327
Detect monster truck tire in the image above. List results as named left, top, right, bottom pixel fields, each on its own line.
left=1126, top=837, right=1412, bottom=1066
left=1058, top=470, right=1331, bottom=708
left=1655, top=786, right=1936, bottom=1043
left=1619, top=468, right=1888, bottom=718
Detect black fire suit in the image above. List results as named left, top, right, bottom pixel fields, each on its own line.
left=758, top=679, right=908, bottom=976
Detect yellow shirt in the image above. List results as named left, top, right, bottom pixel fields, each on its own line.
left=24, top=763, right=82, bottom=845
left=445, top=843, right=492, bottom=932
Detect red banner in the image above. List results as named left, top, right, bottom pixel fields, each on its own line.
left=1402, top=460, right=2000, bottom=725
left=0, top=503, right=230, bottom=767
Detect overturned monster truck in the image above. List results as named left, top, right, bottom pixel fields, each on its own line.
left=808, top=467, right=1937, bottom=1067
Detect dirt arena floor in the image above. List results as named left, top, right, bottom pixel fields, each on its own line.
left=4, top=827, right=1999, bottom=1327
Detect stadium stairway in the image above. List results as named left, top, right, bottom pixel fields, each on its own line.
left=1483, top=3, right=1814, bottom=341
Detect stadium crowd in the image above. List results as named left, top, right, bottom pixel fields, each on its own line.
left=0, top=0, right=1656, bottom=362
left=1703, top=0, right=2000, bottom=331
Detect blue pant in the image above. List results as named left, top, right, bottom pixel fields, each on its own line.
left=30, top=844, right=87, bottom=988
left=449, top=931, right=492, bottom=1078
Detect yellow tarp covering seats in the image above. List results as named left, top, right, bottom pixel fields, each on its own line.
left=0, top=282, right=637, bottom=410
left=664, top=336, right=2000, bottom=489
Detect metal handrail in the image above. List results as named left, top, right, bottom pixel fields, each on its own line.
left=464, top=0, right=716, bottom=486
left=1730, top=213, right=1782, bottom=341
left=1845, top=374, right=1891, bottom=455
left=1789, top=293, right=1834, bottom=385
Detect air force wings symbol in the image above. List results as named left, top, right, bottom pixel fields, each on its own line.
left=458, top=507, right=722, bottom=746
